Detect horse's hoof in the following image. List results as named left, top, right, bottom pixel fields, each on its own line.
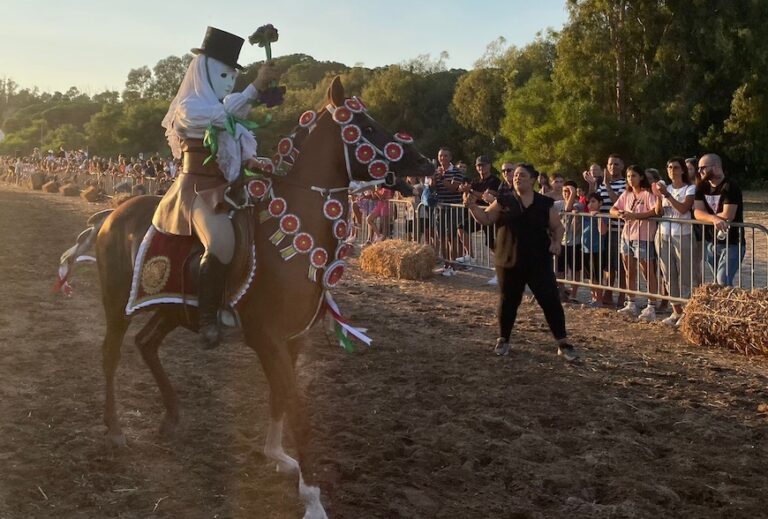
left=105, top=433, right=127, bottom=448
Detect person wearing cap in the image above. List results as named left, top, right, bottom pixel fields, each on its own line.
left=152, top=27, right=282, bottom=349
left=458, top=155, right=501, bottom=272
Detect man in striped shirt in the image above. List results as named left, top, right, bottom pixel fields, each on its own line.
left=432, top=148, right=464, bottom=273
left=585, top=154, right=627, bottom=306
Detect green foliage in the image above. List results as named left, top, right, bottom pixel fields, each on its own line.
left=4, top=7, right=768, bottom=185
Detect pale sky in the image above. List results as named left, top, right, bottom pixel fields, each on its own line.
left=2, top=0, right=568, bottom=95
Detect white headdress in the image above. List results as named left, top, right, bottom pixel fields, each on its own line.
left=161, top=55, right=257, bottom=182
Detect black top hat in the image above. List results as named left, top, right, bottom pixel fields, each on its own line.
left=191, top=27, right=245, bottom=70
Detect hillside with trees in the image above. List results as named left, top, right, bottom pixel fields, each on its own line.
left=2, top=0, right=767, bottom=184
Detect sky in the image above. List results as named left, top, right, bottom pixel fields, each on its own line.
left=2, top=0, right=568, bottom=95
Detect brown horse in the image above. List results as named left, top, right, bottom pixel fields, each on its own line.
left=66, top=77, right=432, bottom=518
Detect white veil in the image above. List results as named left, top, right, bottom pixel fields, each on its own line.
left=162, top=55, right=258, bottom=182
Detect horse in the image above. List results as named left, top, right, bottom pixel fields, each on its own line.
left=61, top=76, right=433, bottom=519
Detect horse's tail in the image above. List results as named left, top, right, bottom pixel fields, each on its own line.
left=52, top=209, right=114, bottom=296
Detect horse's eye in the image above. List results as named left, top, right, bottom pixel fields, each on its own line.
left=220, top=73, right=227, bottom=78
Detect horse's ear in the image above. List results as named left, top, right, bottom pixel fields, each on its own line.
left=327, top=76, right=345, bottom=108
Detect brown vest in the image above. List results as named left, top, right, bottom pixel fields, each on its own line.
left=152, top=139, right=229, bottom=236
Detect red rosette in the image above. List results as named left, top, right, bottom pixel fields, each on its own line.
left=279, top=214, right=300, bottom=234
left=272, top=153, right=283, bottom=169
left=333, top=220, right=349, bottom=240
left=247, top=179, right=268, bottom=199
left=268, top=197, right=287, bottom=218
left=323, top=260, right=346, bottom=288
left=344, top=98, right=363, bottom=113
left=368, top=159, right=388, bottom=179
left=341, top=124, right=361, bottom=144
left=394, top=131, right=414, bottom=144
left=335, top=242, right=352, bottom=260
left=310, top=247, right=329, bottom=268
left=299, top=110, right=317, bottom=127
left=353, top=96, right=367, bottom=111
left=278, top=137, right=294, bottom=157
left=293, top=232, right=314, bottom=253
left=332, top=106, right=353, bottom=125
left=384, top=142, right=404, bottom=162
left=323, top=199, right=344, bottom=220
left=355, top=143, right=376, bottom=164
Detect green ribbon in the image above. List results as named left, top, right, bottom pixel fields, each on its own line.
left=202, top=113, right=272, bottom=165
left=335, top=323, right=355, bottom=353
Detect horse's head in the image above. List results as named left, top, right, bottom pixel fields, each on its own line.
left=321, top=76, right=433, bottom=192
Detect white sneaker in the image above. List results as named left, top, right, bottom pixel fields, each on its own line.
left=617, top=301, right=639, bottom=317
left=638, top=305, right=656, bottom=321
left=441, top=266, right=455, bottom=277
left=487, top=275, right=498, bottom=286
left=662, top=312, right=682, bottom=326
left=456, top=254, right=473, bottom=264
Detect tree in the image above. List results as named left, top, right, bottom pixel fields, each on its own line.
left=123, top=66, right=153, bottom=101
left=148, top=54, right=193, bottom=100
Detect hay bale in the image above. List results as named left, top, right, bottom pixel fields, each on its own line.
left=81, top=185, right=100, bottom=202
left=61, top=183, right=80, bottom=196
left=681, top=285, right=768, bottom=356
left=42, top=180, right=60, bottom=193
left=110, top=193, right=135, bottom=208
left=359, top=239, right=436, bottom=280
left=28, top=172, right=46, bottom=190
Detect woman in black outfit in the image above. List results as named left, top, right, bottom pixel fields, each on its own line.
left=466, top=163, right=578, bottom=361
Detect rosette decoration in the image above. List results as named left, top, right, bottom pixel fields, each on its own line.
left=280, top=232, right=314, bottom=261
left=308, top=247, right=329, bottom=281
left=270, top=213, right=301, bottom=246
left=259, top=197, right=287, bottom=223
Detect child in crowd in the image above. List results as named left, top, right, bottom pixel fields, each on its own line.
left=581, top=193, right=608, bottom=307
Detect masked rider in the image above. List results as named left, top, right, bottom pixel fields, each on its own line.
left=152, top=27, right=281, bottom=349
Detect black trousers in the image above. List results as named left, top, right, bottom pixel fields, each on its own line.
left=496, top=260, right=567, bottom=341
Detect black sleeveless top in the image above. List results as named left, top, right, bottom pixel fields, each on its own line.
left=497, top=191, right=553, bottom=265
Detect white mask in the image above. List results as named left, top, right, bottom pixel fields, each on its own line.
left=205, top=57, right=238, bottom=100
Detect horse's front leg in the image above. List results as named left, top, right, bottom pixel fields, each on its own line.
left=245, top=327, right=327, bottom=519
left=264, top=406, right=299, bottom=474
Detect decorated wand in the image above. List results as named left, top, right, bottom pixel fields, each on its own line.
left=248, top=24, right=284, bottom=107
left=249, top=24, right=279, bottom=61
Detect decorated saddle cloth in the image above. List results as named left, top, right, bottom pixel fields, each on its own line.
left=125, top=212, right=256, bottom=316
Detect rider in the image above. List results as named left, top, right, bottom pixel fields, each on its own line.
left=152, top=27, right=281, bottom=349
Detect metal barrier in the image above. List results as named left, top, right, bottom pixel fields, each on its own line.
left=345, top=196, right=768, bottom=303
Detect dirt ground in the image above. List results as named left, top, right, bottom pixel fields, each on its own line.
left=1, top=183, right=768, bottom=519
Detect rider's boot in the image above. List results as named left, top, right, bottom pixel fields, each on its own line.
left=198, top=253, right=228, bottom=349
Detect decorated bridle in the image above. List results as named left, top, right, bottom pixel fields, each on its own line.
left=232, top=97, right=414, bottom=288
left=231, top=97, right=415, bottom=349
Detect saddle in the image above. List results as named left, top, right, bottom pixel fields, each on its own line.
left=125, top=207, right=257, bottom=320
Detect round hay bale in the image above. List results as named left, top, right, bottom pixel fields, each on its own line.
left=680, top=284, right=768, bottom=356
left=61, top=183, right=80, bottom=196
left=110, top=193, right=135, bottom=208
left=29, top=172, right=46, bottom=190
left=359, top=240, right=436, bottom=280
left=81, top=185, right=100, bottom=202
left=42, top=180, right=60, bottom=193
